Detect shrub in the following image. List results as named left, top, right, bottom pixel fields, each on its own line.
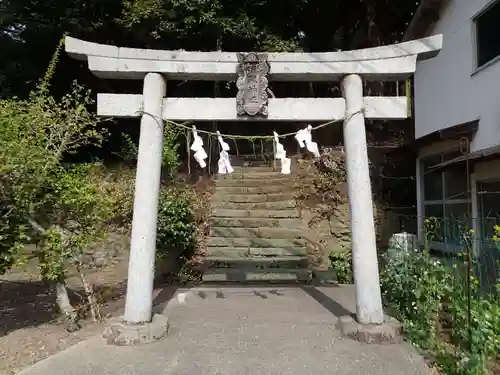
left=294, top=149, right=347, bottom=226
left=0, top=39, right=110, bottom=327
left=0, top=213, right=29, bottom=275
left=380, top=235, right=500, bottom=375
left=89, top=164, right=136, bottom=228
left=156, top=185, right=197, bottom=264
left=380, top=247, right=451, bottom=349
left=161, top=121, right=181, bottom=180
left=328, top=250, right=353, bottom=283
left=116, top=121, right=181, bottom=180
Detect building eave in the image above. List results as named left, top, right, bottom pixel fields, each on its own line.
left=387, top=119, right=479, bottom=157
left=403, top=0, right=451, bottom=41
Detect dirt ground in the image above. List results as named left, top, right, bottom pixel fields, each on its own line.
left=0, top=257, right=131, bottom=375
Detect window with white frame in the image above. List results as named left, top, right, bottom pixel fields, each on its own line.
left=421, top=153, right=471, bottom=251
left=475, top=0, right=500, bottom=68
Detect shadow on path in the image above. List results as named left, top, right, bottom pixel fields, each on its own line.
left=149, top=281, right=355, bottom=321
left=300, top=285, right=353, bottom=318
left=0, top=280, right=61, bottom=337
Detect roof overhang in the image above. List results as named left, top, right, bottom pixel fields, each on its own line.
left=388, top=119, right=479, bottom=157
left=403, top=0, right=451, bottom=41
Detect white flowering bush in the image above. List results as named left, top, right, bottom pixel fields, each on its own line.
left=380, top=219, right=500, bottom=375
left=380, top=246, right=451, bottom=349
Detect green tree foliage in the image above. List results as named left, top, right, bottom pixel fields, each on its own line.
left=0, top=41, right=111, bottom=327
left=118, top=0, right=303, bottom=51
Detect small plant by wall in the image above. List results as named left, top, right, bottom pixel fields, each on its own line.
left=294, top=149, right=347, bottom=226
left=328, top=250, right=353, bottom=283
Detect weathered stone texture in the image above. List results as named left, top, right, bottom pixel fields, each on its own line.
left=336, top=314, right=403, bottom=344
left=102, top=314, right=169, bottom=346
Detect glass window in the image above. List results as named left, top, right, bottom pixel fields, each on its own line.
left=423, top=169, right=443, bottom=201
left=476, top=0, right=500, bottom=67
left=421, top=152, right=472, bottom=251
left=444, top=164, right=469, bottom=200
left=422, top=154, right=445, bottom=201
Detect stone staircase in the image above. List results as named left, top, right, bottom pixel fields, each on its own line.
left=202, top=160, right=312, bottom=283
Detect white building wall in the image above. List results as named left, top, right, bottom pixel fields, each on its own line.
left=414, top=0, right=500, bottom=153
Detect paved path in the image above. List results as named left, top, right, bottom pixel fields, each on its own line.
left=17, top=285, right=430, bottom=375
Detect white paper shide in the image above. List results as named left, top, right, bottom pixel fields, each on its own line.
left=190, top=125, right=208, bottom=168
left=295, top=124, right=320, bottom=158
left=273, top=131, right=291, bottom=174
left=217, top=131, right=233, bottom=174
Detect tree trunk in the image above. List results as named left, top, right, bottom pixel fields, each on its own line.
left=55, top=280, right=81, bottom=332
left=77, top=266, right=101, bottom=322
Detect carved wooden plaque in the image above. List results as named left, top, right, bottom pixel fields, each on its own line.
left=236, top=52, right=270, bottom=117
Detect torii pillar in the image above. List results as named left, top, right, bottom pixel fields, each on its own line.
left=65, top=34, right=442, bottom=345
left=341, top=74, right=384, bottom=325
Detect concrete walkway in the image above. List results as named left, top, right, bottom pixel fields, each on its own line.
left=17, top=285, right=430, bottom=375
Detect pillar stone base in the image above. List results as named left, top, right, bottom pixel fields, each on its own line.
left=336, top=314, right=402, bottom=344
left=102, top=314, right=169, bottom=346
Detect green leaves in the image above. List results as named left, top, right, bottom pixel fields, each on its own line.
left=328, top=250, right=353, bottom=283
left=381, top=248, right=448, bottom=348
left=162, top=121, right=181, bottom=180
left=380, top=246, right=500, bottom=375
left=156, top=185, right=197, bottom=262
left=0, top=39, right=107, bottom=275
left=115, top=120, right=181, bottom=179
left=0, top=214, right=29, bottom=274
left=118, top=0, right=306, bottom=51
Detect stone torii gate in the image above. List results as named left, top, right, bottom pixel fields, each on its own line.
left=65, top=35, right=442, bottom=345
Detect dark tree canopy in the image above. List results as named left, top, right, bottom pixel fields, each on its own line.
left=0, top=0, right=420, bottom=98
left=0, top=0, right=421, bottom=162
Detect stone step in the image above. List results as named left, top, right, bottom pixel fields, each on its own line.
left=204, top=256, right=308, bottom=268
left=207, top=237, right=305, bottom=248
left=217, top=171, right=294, bottom=180
left=202, top=268, right=311, bottom=282
left=237, top=155, right=274, bottom=162
left=215, top=177, right=295, bottom=187
left=215, top=185, right=290, bottom=195
left=210, top=217, right=303, bottom=228
left=212, top=201, right=296, bottom=210
left=213, top=193, right=295, bottom=203
left=210, top=227, right=303, bottom=239
left=231, top=166, right=279, bottom=172
left=206, top=246, right=307, bottom=257
left=209, top=226, right=304, bottom=239
left=212, top=209, right=299, bottom=219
